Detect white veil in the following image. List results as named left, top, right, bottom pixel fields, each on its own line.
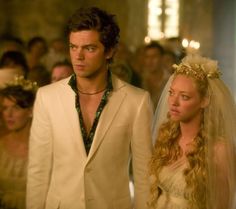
left=152, top=54, right=236, bottom=209
left=151, top=74, right=173, bottom=144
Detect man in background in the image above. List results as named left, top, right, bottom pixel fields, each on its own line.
left=51, top=60, right=73, bottom=83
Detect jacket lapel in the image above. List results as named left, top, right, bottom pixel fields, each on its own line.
left=87, top=76, right=126, bottom=162
left=59, top=78, right=87, bottom=160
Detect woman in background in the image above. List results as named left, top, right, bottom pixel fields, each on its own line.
left=149, top=54, right=236, bottom=209
left=0, top=76, right=37, bottom=209
left=0, top=51, right=29, bottom=88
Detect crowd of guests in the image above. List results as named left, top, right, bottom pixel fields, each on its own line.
left=0, top=33, right=185, bottom=111
left=0, top=6, right=235, bottom=209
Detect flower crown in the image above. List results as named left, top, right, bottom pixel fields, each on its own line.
left=173, top=54, right=221, bottom=80
left=4, top=76, right=38, bottom=93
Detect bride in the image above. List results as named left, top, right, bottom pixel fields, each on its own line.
left=149, top=54, right=236, bottom=209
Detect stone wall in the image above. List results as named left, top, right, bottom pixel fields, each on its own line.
left=179, top=0, right=213, bottom=57
left=0, top=0, right=147, bottom=51
left=0, top=0, right=218, bottom=55
left=0, top=0, right=82, bottom=42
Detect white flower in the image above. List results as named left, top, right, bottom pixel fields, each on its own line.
left=3, top=75, right=38, bottom=92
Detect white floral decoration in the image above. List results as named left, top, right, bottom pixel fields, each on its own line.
left=4, top=75, right=38, bottom=92
left=173, top=54, right=221, bottom=79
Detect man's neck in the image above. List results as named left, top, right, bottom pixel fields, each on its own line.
left=76, top=71, right=108, bottom=93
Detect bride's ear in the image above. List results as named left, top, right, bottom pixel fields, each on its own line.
left=201, top=96, right=210, bottom=108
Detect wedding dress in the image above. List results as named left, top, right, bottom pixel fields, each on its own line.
left=156, top=157, right=189, bottom=209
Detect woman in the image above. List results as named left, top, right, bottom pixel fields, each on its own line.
left=0, top=76, right=37, bottom=209
left=0, top=51, right=29, bottom=88
left=149, top=54, right=236, bottom=209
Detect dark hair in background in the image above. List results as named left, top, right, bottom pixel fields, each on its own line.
left=0, top=35, right=25, bottom=48
left=144, top=41, right=165, bottom=55
left=0, top=85, right=35, bottom=108
left=0, top=50, right=29, bottom=77
left=28, top=65, right=51, bottom=87
left=27, top=36, right=48, bottom=52
left=66, top=7, right=120, bottom=54
left=51, top=59, right=72, bottom=70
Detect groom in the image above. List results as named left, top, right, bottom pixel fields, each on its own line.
left=27, top=6, right=153, bottom=209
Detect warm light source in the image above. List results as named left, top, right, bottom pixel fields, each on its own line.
left=148, top=0, right=179, bottom=40
left=182, top=38, right=201, bottom=54
left=182, top=39, right=189, bottom=48
left=144, top=36, right=152, bottom=44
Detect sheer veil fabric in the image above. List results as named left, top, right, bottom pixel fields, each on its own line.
left=152, top=55, right=236, bottom=209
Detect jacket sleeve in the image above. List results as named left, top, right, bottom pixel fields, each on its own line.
left=26, top=88, right=53, bottom=209
left=131, top=91, right=153, bottom=209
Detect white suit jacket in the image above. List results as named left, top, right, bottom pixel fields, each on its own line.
left=27, top=75, right=153, bottom=209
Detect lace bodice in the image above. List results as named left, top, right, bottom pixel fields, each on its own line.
left=156, top=157, right=190, bottom=209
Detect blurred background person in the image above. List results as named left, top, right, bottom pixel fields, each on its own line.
left=25, top=37, right=51, bottom=87
left=26, top=36, right=48, bottom=71
left=162, top=37, right=186, bottom=62
left=141, top=41, right=167, bottom=108
left=0, top=51, right=29, bottom=88
left=50, top=60, right=73, bottom=83
left=27, top=65, right=51, bottom=87
left=110, top=61, right=132, bottom=83
left=161, top=50, right=178, bottom=76
left=0, top=76, right=37, bottom=209
left=0, top=51, right=29, bottom=75
left=113, top=42, right=143, bottom=87
left=42, top=38, right=69, bottom=72
left=0, top=36, right=26, bottom=57
left=129, top=45, right=145, bottom=88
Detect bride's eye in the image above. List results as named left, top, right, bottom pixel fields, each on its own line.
left=181, top=94, right=190, bottom=100
left=168, top=90, right=174, bottom=96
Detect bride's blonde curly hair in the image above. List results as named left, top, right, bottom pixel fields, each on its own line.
left=149, top=119, right=208, bottom=209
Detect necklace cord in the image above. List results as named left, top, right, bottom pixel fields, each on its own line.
left=77, top=87, right=106, bottom=95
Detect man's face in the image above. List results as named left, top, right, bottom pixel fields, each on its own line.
left=69, top=30, right=113, bottom=80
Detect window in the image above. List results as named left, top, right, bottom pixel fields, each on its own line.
left=147, top=0, right=179, bottom=41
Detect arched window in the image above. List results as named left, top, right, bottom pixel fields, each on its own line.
left=147, top=0, right=179, bottom=40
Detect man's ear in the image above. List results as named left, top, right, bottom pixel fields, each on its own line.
left=105, top=48, right=115, bottom=60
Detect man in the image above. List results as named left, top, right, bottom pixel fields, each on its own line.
left=141, top=41, right=168, bottom=108
left=27, top=7, right=153, bottom=209
left=51, top=60, right=73, bottom=83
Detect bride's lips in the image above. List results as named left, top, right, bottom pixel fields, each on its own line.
left=5, top=120, right=15, bottom=126
left=169, top=108, right=180, bottom=115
